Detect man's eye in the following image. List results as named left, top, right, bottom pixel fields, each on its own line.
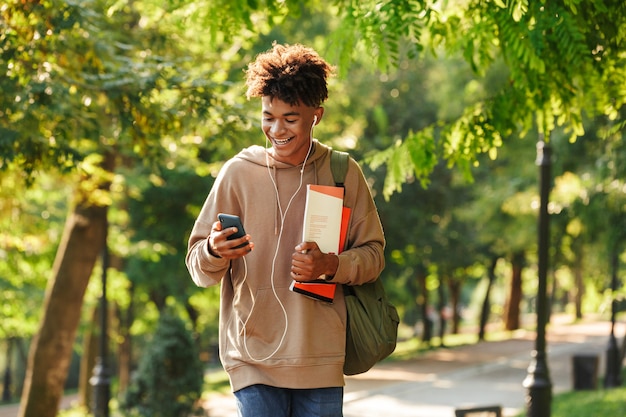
left=286, top=119, right=297, bottom=123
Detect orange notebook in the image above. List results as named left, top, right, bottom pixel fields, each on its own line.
left=338, top=206, right=351, bottom=253
left=290, top=280, right=337, bottom=303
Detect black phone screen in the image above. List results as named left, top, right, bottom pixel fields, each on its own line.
left=218, top=213, right=248, bottom=248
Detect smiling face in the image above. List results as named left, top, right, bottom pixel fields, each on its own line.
left=262, top=96, right=323, bottom=166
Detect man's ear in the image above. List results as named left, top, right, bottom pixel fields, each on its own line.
left=314, top=107, right=325, bottom=124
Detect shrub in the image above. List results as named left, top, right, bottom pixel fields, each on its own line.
left=121, top=313, right=204, bottom=417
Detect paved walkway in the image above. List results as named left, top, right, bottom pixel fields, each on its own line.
left=0, top=394, right=78, bottom=417
left=341, top=318, right=613, bottom=417
left=203, top=316, right=618, bottom=417
left=1, top=316, right=619, bottom=417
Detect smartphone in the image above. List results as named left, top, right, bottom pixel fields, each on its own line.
left=217, top=213, right=249, bottom=248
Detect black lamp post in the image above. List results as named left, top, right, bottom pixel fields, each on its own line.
left=522, top=135, right=553, bottom=417
left=90, top=213, right=111, bottom=417
left=604, top=248, right=622, bottom=388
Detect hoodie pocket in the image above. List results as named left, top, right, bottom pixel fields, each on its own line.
left=232, top=288, right=290, bottom=360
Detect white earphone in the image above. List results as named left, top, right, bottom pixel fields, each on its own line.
left=313, top=115, right=317, bottom=124
left=249, top=130, right=314, bottom=361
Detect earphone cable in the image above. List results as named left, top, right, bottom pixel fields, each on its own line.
left=238, top=133, right=314, bottom=362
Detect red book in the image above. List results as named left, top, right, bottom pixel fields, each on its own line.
left=289, top=280, right=337, bottom=304
left=338, top=206, right=351, bottom=253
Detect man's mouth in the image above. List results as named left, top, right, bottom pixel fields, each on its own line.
left=273, top=137, right=294, bottom=145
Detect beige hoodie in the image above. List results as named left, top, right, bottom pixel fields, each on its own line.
left=186, top=140, right=385, bottom=392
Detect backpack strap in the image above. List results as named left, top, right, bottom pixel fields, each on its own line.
left=330, top=150, right=349, bottom=188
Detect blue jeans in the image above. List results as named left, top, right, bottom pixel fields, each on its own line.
left=234, top=384, right=343, bottom=417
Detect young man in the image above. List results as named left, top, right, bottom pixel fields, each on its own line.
left=186, top=43, right=385, bottom=417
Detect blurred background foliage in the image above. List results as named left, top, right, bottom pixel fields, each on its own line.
left=1, top=0, right=624, bottom=414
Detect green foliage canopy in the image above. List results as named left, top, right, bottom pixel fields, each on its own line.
left=364, top=0, right=626, bottom=197
left=0, top=0, right=249, bottom=181
left=4, top=1, right=625, bottom=198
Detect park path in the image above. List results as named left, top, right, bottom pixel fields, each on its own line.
left=0, top=394, right=78, bottom=417
left=340, top=317, right=612, bottom=417
left=204, top=315, right=617, bottom=417
left=0, top=315, right=618, bottom=417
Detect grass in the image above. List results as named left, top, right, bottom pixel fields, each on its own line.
left=204, top=366, right=231, bottom=395
left=389, top=333, right=474, bottom=361
left=389, top=326, right=525, bottom=362
left=391, top=322, right=626, bottom=417
left=514, top=368, right=626, bottom=417
left=550, top=387, right=626, bottom=416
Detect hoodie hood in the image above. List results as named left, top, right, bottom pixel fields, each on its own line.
left=232, top=139, right=331, bottom=235
left=235, top=139, right=329, bottom=171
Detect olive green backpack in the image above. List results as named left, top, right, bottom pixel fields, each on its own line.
left=330, top=150, right=400, bottom=376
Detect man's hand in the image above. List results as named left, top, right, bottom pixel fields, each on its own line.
left=290, top=242, right=339, bottom=281
left=207, top=221, right=253, bottom=259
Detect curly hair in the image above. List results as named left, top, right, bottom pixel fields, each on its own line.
left=245, top=43, right=334, bottom=108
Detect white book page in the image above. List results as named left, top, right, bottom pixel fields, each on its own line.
left=302, top=185, right=343, bottom=254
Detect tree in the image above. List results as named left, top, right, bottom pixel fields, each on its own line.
left=549, top=113, right=626, bottom=317
left=4, top=1, right=626, bottom=414
left=0, top=169, right=69, bottom=400
left=478, top=256, right=500, bottom=341
left=1, top=2, right=249, bottom=415
left=339, top=1, right=626, bottom=197
left=9, top=1, right=625, bottom=186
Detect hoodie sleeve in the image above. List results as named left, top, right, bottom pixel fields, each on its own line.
left=186, top=217, right=230, bottom=287
left=186, top=144, right=271, bottom=287
left=185, top=159, right=239, bottom=287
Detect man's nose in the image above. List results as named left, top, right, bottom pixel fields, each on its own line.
left=270, top=120, right=286, bottom=135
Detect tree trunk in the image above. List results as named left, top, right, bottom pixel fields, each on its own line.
left=573, top=250, right=584, bottom=319
left=78, top=306, right=99, bottom=410
left=118, top=283, right=134, bottom=394
left=14, top=338, right=28, bottom=400
left=417, top=267, right=432, bottom=343
left=504, top=251, right=524, bottom=331
left=2, top=338, right=13, bottom=402
left=447, top=278, right=462, bottom=335
left=478, top=256, right=498, bottom=341
left=548, top=267, right=557, bottom=322
left=437, top=276, right=447, bottom=346
left=19, top=153, right=113, bottom=417
left=18, top=201, right=107, bottom=417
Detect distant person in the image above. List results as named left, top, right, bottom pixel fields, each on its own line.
left=186, top=43, right=385, bottom=417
